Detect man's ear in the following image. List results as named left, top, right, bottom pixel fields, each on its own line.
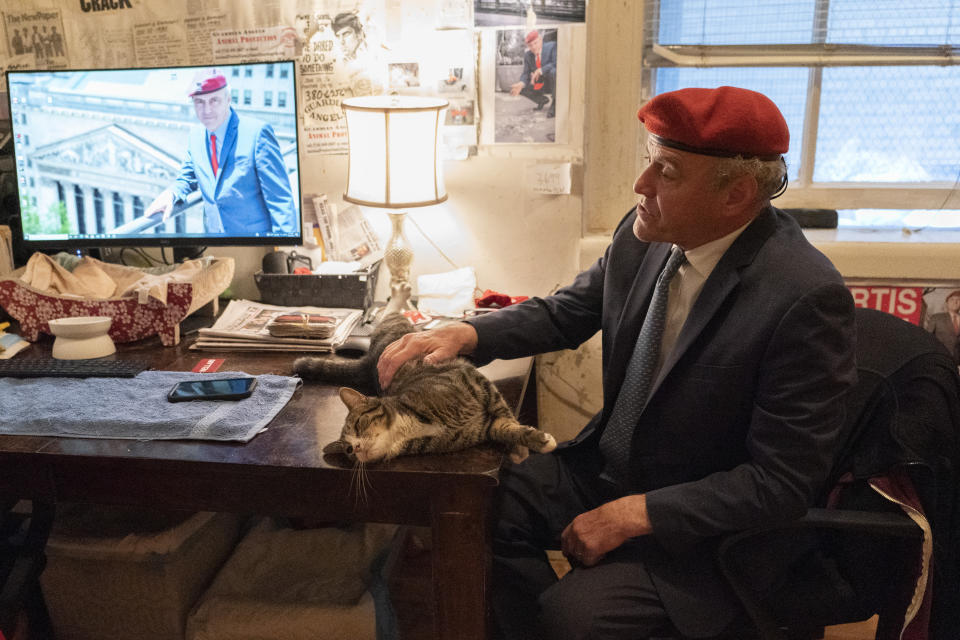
left=723, top=173, right=759, bottom=211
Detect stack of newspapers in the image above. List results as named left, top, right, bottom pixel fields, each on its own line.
left=191, top=299, right=363, bottom=352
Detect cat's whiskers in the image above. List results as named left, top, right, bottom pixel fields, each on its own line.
left=350, top=460, right=371, bottom=506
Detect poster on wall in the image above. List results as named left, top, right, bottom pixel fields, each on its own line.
left=493, top=27, right=556, bottom=144
left=295, top=1, right=387, bottom=155
left=847, top=280, right=960, bottom=369
left=437, top=0, right=472, bottom=29
left=210, top=25, right=299, bottom=62
left=2, top=9, right=68, bottom=70
left=474, top=0, right=585, bottom=28
left=134, top=19, right=191, bottom=66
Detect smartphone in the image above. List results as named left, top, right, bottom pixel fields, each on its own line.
left=167, top=377, right=258, bottom=402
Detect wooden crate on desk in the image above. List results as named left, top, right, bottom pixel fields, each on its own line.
left=0, top=257, right=234, bottom=346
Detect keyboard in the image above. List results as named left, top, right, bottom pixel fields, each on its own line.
left=0, top=357, right=150, bottom=379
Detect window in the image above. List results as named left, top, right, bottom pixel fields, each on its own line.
left=93, top=188, right=104, bottom=233
left=232, top=68, right=240, bottom=77
left=644, top=0, right=960, bottom=228
left=278, top=91, right=287, bottom=108
left=266, top=64, right=274, bottom=78
left=244, top=67, right=253, bottom=78
left=264, top=91, right=272, bottom=107
left=280, top=66, right=289, bottom=79
left=74, top=185, right=85, bottom=235
left=113, top=192, right=124, bottom=226
left=243, top=90, right=252, bottom=106
left=231, top=89, right=238, bottom=104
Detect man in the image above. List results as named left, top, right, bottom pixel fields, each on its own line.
left=333, top=11, right=365, bottom=61
left=11, top=29, right=24, bottom=56
left=378, top=86, right=857, bottom=639
left=510, top=30, right=556, bottom=118
left=925, top=289, right=960, bottom=365
left=145, top=69, right=297, bottom=236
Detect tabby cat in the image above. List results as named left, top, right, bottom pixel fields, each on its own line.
left=293, top=313, right=556, bottom=464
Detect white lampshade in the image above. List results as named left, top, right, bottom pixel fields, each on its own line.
left=342, top=95, right=448, bottom=209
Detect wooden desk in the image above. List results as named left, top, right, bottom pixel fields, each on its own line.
left=0, top=331, right=534, bottom=640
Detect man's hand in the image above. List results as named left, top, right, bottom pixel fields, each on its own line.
left=531, top=68, right=542, bottom=83
left=510, top=81, right=524, bottom=97
left=560, top=494, right=652, bottom=567
left=377, top=321, right=478, bottom=390
left=144, top=189, right=175, bottom=222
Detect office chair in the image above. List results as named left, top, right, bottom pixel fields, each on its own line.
left=717, top=308, right=960, bottom=640
left=0, top=498, right=55, bottom=639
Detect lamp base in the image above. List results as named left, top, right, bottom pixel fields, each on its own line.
left=384, top=211, right=416, bottom=310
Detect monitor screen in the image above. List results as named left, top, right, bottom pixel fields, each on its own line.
left=5, top=61, right=302, bottom=250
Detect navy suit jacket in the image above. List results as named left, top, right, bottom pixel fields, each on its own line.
left=468, top=206, right=857, bottom=636
left=172, top=109, right=297, bottom=235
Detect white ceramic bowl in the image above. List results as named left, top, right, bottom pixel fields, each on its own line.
left=48, top=316, right=113, bottom=339
left=49, top=316, right=116, bottom=359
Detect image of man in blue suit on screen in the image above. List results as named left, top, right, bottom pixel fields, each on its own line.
left=145, top=68, right=297, bottom=236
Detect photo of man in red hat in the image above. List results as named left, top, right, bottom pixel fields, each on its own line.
left=144, top=68, right=297, bottom=236
left=510, top=29, right=556, bottom=118
left=925, top=289, right=960, bottom=365
left=377, top=85, right=857, bottom=639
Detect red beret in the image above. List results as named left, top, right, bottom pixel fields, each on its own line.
left=637, top=86, right=788, bottom=160
left=188, top=69, right=227, bottom=97
left=525, top=30, right=539, bottom=44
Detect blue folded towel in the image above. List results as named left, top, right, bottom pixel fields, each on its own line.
left=0, top=370, right=301, bottom=442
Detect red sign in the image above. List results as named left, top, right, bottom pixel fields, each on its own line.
left=847, top=286, right=924, bottom=325
left=192, top=358, right=225, bottom=373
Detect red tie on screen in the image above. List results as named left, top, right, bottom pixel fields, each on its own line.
left=534, top=53, right=544, bottom=90
left=210, top=133, right=218, bottom=176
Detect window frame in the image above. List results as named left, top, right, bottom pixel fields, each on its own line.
left=641, top=0, right=960, bottom=214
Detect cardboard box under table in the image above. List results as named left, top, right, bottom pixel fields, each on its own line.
left=40, top=505, right=243, bottom=640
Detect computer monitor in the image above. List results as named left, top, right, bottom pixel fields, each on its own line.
left=5, top=61, right=302, bottom=254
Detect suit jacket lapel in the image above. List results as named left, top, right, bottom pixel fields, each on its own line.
left=605, top=242, right=671, bottom=413
left=215, top=110, right=239, bottom=191
left=648, top=208, right=779, bottom=398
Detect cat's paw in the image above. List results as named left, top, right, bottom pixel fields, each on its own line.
left=536, top=432, right=557, bottom=453
left=322, top=440, right=348, bottom=455
left=509, top=445, right=530, bottom=464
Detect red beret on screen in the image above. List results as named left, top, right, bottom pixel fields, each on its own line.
left=637, top=86, right=788, bottom=160
left=188, top=69, right=228, bottom=97
left=525, top=30, right=539, bottom=43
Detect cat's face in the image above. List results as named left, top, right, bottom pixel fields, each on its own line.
left=336, top=387, right=397, bottom=463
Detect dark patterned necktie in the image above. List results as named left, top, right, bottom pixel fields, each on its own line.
left=599, top=245, right=686, bottom=484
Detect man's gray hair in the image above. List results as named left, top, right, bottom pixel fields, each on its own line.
left=714, top=156, right=787, bottom=202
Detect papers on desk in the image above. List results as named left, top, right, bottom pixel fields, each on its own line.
left=0, top=331, right=30, bottom=359
left=191, top=299, right=362, bottom=352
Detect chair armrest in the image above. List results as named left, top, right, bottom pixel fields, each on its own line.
left=716, top=508, right=920, bottom=640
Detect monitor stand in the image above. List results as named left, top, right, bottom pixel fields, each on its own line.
left=172, top=246, right=205, bottom=262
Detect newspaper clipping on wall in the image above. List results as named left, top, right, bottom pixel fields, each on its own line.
left=2, top=9, right=67, bottom=70
left=296, top=1, right=386, bottom=154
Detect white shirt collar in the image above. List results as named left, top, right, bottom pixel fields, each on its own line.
left=679, top=218, right=753, bottom=280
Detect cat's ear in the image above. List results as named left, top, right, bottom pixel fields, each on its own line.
left=339, top=387, right=368, bottom=410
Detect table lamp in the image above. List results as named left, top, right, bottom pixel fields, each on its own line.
left=341, top=95, right=448, bottom=301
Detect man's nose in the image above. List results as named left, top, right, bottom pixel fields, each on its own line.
left=634, top=166, right=656, bottom=195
